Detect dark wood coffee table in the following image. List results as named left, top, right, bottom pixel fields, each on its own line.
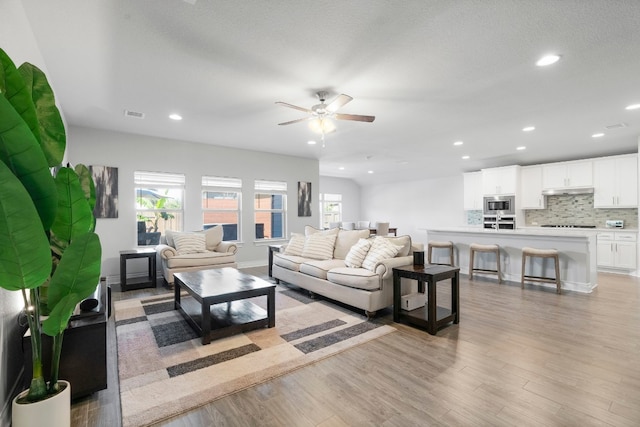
left=174, top=268, right=276, bottom=345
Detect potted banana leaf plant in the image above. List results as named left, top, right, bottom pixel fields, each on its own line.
left=0, top=47, right=102, bottom=426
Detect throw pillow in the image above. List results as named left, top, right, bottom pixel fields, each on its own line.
left=202, top=225, right=223, bottom=250
left=172, top=232, right=207, bottom=255
left=283, top=233, right=306, bottom=256
left=304, top=225, right=339, bottom=237
left=333, top=229, right=370, bottom=260
left=362, top=237, right=402, bottom=271
left=301, top=232, right=337, bottom=260
left=344, top=238, right=372, bottom=268
left=165, top=229, right=176, bottom=247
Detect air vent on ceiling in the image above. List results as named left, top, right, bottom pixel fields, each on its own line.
left=124, top=110, right=145, bottom=119
left=605, top=122, right=627, bottom=130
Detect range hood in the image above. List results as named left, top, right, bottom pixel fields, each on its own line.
left=541, top=187, right=594, bottom=196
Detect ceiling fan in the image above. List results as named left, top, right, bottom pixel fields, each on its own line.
left=276, top=91, right=375, bottom=140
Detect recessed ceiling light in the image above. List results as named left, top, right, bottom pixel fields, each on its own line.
left=592, top=133, right=604, bottom=138
left=338, top=166, right=345, bottom=170
left=516, top=146, right=526, bottom=150
left=522, top=126, right=535, bottom=132
left=625, top=104, right=640, bottom=110
left=462, top=155, right=470, bottom=160
left=536, top=54, right=561, bottom=66
left=169, top=114, right=182, bottom=120
left=307, top=140, right=316, bottom=145
left=453, top=141, right=463, bottom=146
left=367, top=170, right=374, bottom=174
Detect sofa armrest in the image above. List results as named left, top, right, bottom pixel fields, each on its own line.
left=215, top=241, right=238, bottom=255
left=411, top=242, right=425, bottom=253
left=156, top=244, right=177, bottom=260
left=374, top=255, right=413, bottom=279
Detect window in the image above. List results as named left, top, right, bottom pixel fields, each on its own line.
left=254, top=180, right=287, bottom=240
left=135, top=171, right=184, bottom=245
left=202, top=176, right=242, bottom=241
left=320, top=193, right=342, bottom=229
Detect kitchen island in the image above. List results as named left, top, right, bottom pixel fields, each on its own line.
left=425, top=227, right=597, bottom=293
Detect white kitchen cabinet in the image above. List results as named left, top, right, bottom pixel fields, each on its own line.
left=593, top=154, right=638, bottom=208
left=597, top=231, right=637, bottom=270
left=520, top=166, right=546, bottom=209
left=481, top=165, right=520, bottom=195
left=542, top=160, right=593, bottom=189
left=463, top=171, right=483, bottom=210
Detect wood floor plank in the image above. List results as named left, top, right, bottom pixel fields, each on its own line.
left=72, top=268, right=640, bottom=426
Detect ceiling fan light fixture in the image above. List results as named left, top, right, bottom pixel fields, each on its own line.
left=309, top=117, right=336, bottom=134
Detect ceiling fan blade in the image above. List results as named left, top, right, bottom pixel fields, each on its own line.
left=278, top=117, right=309, bottom=126
left=275, top=101, right=313, bottom=114
left=335, top=113, right=375, bottom=123
left=326, top=94, right=353, bottom=112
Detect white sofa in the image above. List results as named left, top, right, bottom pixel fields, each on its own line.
left=272, top=226, right=422, bottom=317
left=156, top=225, right=238, bottom=285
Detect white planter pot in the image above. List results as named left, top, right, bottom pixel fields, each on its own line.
left=12, top=380, right=71, bottom=427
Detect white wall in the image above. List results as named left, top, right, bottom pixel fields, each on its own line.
left=360, top=175, right=465, bottom=246
left=319, top=176, right=362, bottom=226
left=67, top=126, right=319, bottom=281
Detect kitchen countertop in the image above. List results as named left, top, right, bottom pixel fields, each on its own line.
left=424, top=226, right=637, bottom=237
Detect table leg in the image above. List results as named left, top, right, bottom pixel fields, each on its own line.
left=120, top=255, right=126, bottom=290
left=453, top=271, right=460, bottom=324
left=427, top=277, right=437, bottom=335
left=174, top=279, right=181, bottom=309
left=393, top=270, right=400, bottom=322
left=267, top=287, right=275, bottom=327
left=202, top=300, right=211, bottom=345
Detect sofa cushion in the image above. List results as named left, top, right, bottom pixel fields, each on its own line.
left=273, top=253, right=307, bottom=272
left=384, top=235, right=412, bottom=256
left=305, top=225, right=339, bottom=237
left=173, top=232, right=207, bottom=255
left=362, top=237, right=402, bottom=271
left=300, top=259, right=347, bottom=280
left=344, top=238, right=372, bottom=268
left=165, top=229, right=176, bottom=247
left=202, top=225, right=223, bottom=250
left=165, top=251, right=235, bottom=268
left=283, top=233, right=306, bottom=256
left=327, top=267, right=380, bottom=291
left=302, top=232, right=337, bottom=260
left=334, top=229, right=370, bottom=260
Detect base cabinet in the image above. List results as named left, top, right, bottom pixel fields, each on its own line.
left=597, top=232, right=637, bottom=270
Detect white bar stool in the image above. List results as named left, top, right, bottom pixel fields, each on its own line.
left=469, top=243, right=501, bottom=283
left=521, top=247, right=561, bottom=294
left=427, top=241, right=454, bottom=266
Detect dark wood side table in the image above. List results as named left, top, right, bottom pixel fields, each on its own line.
left=393, top=264, right=460, bottom=335
left=268, top=244, right=282, bottom=277
left=120, top=248, right=157, bottom=291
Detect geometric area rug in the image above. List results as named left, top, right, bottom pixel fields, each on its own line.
left=114, top=283, right=396, bottom=427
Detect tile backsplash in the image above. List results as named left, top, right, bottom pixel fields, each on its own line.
left=466, top=210, right=482, bottom=225
left=525, top=194, right=638, bottom=229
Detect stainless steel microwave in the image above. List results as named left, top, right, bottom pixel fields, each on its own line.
left=483, top=195, right=515, bottom=216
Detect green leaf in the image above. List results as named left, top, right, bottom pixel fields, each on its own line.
left=0, top=48, right=41, bottom=144
left=43, top=232, right=101, bottom=336
left=51, top=167, right=93, bottom=242
left=0, top=161, right=51, bottom=291
left=0, top=95, right=57, bottom=229
left=18, top=63, right=66, bottom=167
left=75, top=164, right=96, bottom=211
left=42, top=293, right=80, bottom=337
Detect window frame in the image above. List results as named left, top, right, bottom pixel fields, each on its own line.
left=201, top=176, right=242, bottom=242
left=319, top=193, right=343, bottom=229
left=254, top=179, right=287, bottom=241
left=134, top=171, right=185, bottom=246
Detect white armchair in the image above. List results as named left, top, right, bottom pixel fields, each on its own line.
left=156, top=225, right=237, bottom=285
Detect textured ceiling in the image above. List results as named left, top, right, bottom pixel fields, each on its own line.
left=20, top=0, right=640, bottom=185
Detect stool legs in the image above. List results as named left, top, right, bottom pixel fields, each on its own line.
left=469, top=248, right=475, bottom=279
left=469, top=245, right=501, bottom=283
left=521, top=250, right=561, bottom=294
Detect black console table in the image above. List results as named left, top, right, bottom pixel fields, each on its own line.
left=120, top=248, right=157, bottom=291
left=393, top=264, right=460, bottom=335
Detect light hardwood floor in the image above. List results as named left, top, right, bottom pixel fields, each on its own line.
left=71, top=267, right=640, bottom=426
